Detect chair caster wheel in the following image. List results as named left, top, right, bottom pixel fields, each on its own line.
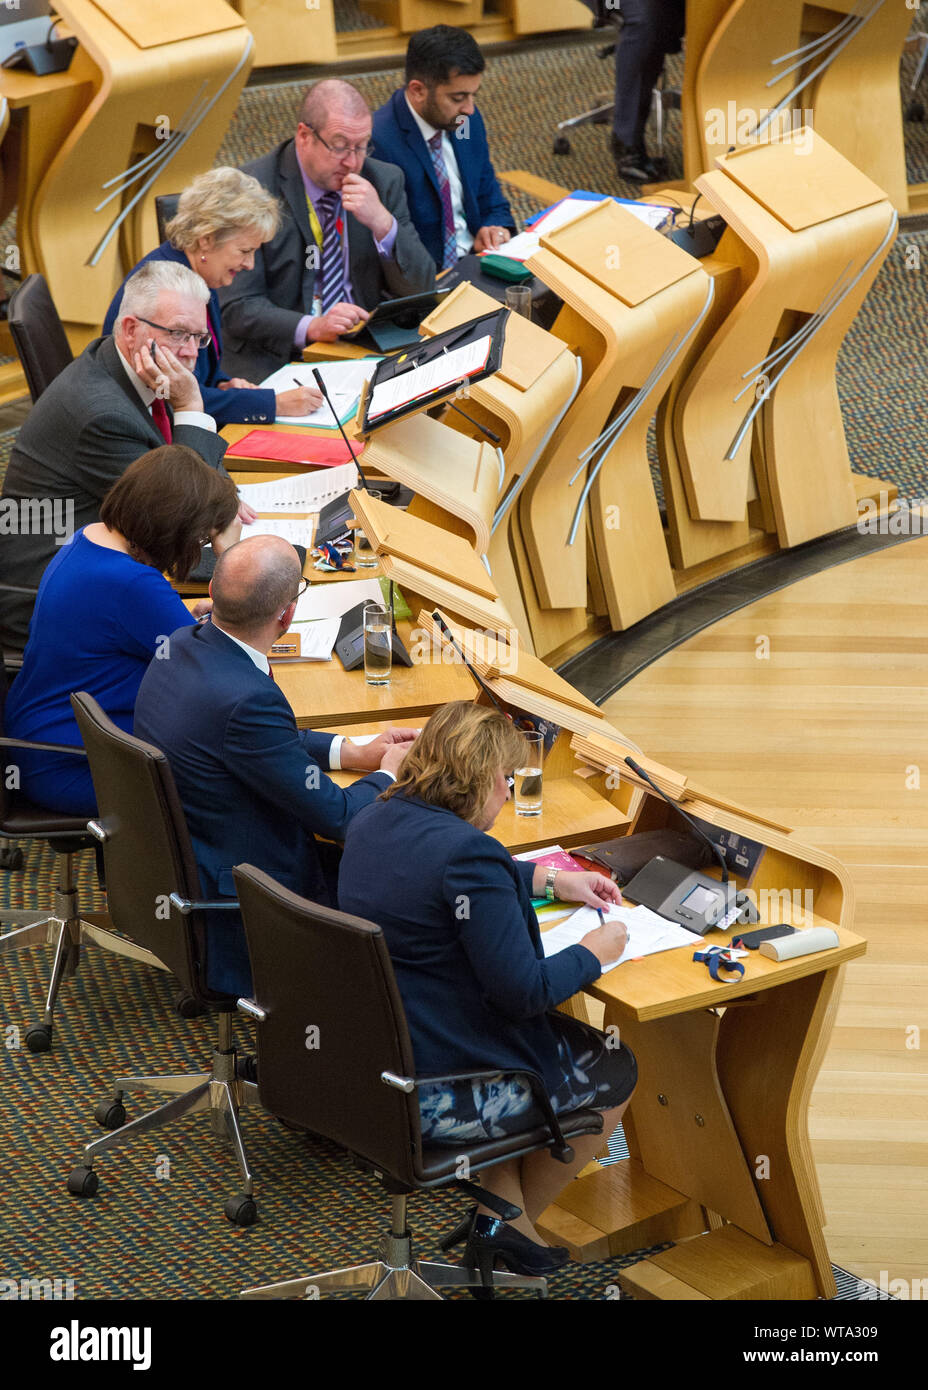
left=25, top=1023, right=53, bottom=1053
left=94, top=1100, right=126, bottom=1130
left=67, top=1165, right=98, bottom=1198
left=552, top=136, right=571, bottom=156
left=224, top=1194, right=257, bottom=1227
left=0, top=847, right=24, bottom=870
left=906, top=100, right=925, bottom=122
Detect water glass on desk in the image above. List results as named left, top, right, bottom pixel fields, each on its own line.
left=515, top=730, right=544, bottom=816
left=355, top=489, right=382, bottom=567
left=505, top=285, right=532, bottom=321
left=363, top=601, right=392, bottom=685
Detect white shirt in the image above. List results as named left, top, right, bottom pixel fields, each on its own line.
left=405, top=94, right=472, bottom=258
left=115, top=343, right=216, bottom=434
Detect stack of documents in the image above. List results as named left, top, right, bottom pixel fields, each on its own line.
left=236, top=463, right=358, bottom=514
left=259, top=358, right=381, bottom=428
left=540, top=903, right=696, bottom=973
left=490, top=195, right=674, bottom=264
left=368, top=336, right=492, bottom=420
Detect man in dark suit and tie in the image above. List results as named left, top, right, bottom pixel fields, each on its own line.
left=219, top=79, right=436, bottom=383
left=134, top=534, right=415, bottom=995
left=371, top=26, right=516, bottom=272
left=0, top=260, right=238, bottom=651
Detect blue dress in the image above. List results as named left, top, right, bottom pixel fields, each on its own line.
left=4, top=529, right=197, bottom=815
left=102, top=241, right=277, bottom=428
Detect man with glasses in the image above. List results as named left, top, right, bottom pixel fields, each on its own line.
left=0, top=261, right=239, bottom=650
left=135, top=535, right=416, bottom=995
left=220, top=78, right=435, bottom=383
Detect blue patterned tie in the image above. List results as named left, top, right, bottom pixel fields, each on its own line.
left=427, top=132, right=458, bottom=271
left=318, top=191, right=346, bottom=313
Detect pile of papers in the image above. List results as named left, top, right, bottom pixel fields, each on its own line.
left=489, top=194, right=675, bottom=265
left=259, top=358, right=380, bottom=428
left=236, top=463, right=358, bottom=514
left=541, top=902, right=696, bottom=973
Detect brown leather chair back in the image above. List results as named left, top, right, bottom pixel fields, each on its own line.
left=233, top=864, right=422, bottom=1186
left=8, top=274, right=74, bottom=402
left=71, top=692, right=213, bottom=997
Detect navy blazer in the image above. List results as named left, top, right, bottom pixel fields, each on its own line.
left=102, top=242, right=277, bottom=428
left=134, top=620, right=392, bottom=994
left=371, top=90, right=515, bottom=268
left=338, top=793, right=601, bottom=1095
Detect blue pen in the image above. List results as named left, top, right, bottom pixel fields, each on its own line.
left=596, top=908, right=605, bottom=926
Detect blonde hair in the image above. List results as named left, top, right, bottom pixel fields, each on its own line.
left=165, top=167, right=280, bottom=251
left=382, top=702, right=527, bottom=825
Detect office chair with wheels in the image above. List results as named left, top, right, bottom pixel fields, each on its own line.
left=154, top=194, right=180, bottom=245
left=0, top=666, right=160, bottom=1052
left=7, top=274, right=74, bottom=403
left=233, top=865, right=606, bottom=1301
left=65, top=693, right=260, bottom=1226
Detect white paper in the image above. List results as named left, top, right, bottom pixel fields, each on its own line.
left=240, top=518, right=317, bottom=546
left=493, top=197, right=673, bottom=263
left=541, top=902, right=696, bottom=973
left=368, top=336, right=492, bottom=419
left=294, top=577, right=384, bottom=624
left=236, top=463, right=358, bottom=513
left=259, top=358, right=380, bottom=427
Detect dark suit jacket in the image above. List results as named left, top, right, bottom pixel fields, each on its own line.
left=102, top=241, right=276, bottom=428
left=0, top=336, right=228, bottom=650
left=371, top=91, right=515, bottom=268
left=219, top=139, right=436, bottom=381
left=338, top=793, right=601, bottom=1093
left=134, top=619, right=393, bottom=994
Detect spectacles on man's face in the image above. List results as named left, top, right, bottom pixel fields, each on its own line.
left=289, top=577, right=309, bottom=604
left=137, top=317, right=211, bottom=350
left=305, top=124, right=374, bottom=160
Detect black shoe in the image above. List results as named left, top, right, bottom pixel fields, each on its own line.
left=236, top=1053, right=258, bottom=1084
left=465, top=1216, right=570, bottom=1278
left=611, top=135, right=660, bottom=183
left=440, top=1205, right=477, bottom=1253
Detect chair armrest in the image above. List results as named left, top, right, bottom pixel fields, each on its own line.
left=168, top=892, right=240, bottom=914
left=0, top=736, right=87, bottom=756
left=0, top=582, right=38, bottom=595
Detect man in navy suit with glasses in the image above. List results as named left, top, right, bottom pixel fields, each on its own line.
left=371, top=25, right=516, bottom=272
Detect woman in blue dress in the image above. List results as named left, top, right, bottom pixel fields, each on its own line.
left=4, top=445, right=240, bottom=816
left=103, top=167, right=322, bottom=426
left=339, top=701, right=637, bottom=1278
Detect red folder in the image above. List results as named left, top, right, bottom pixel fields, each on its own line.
left=224, top=430, right=364, bottom=467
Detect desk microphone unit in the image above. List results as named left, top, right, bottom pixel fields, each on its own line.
left=336, top=581, right=411, bottom=672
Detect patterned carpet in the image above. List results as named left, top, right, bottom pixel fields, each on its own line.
left=1, top=32, right=924, bottom=1303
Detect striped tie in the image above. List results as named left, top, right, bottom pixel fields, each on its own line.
left=427, top=132, right=458, bottom=271
left=318, top=191, right=346, bottom=314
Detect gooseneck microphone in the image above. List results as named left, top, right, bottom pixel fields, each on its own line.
left=623, top=755, right=729, bottom=884
left=311, top=366, right=371, bottom=491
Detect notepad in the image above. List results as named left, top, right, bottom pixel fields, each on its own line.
left=271, top=616, right=341, bottom=662
left=260, top=358, right=381, bottom=428
left=240, top=518, right=317, bottom=546
left=236, top=464, right=358, bottom=513
left=541, top=903, right=696, bottom=973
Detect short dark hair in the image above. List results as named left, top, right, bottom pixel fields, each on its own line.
left=100, top=446, right=239, bottom=581
left=405, top=25, right=485, bottom=87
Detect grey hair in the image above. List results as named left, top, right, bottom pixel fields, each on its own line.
left=116, top=260, right=210, bottom=330
left=211, top=537, right=302, bottom=633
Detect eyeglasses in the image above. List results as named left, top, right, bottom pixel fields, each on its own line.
left=305, top=125, right=374, bottom=160
left=289, top=577, right=309, bottom=604
left=137, top=317, right=212, bottom=350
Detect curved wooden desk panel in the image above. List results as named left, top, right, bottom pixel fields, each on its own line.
left=29, top=0, right=252, bottom=338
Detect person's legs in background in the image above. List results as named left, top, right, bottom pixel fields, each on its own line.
left=611, top=0, right=686, bottom=181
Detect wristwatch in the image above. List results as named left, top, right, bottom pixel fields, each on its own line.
left=544, top=867, right=559, bottom=902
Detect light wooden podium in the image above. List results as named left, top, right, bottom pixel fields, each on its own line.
left=1, top=0, right=252, bottom=352
left=681, top=0, right=917, bottom=213
left=419, top=281, right=582, bottom=657
left=520, top=199, right=714, bottom=649
left=674, top=130, right=896, bottom=549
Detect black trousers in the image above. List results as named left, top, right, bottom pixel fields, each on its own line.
left=612, top=0, right=686, bottom=150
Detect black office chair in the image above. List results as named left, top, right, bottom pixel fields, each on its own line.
left=154, top=194, right=180, bottom=245
left=0, top=666, right=160, bottom=1051
left=65, top=693, right=260, bottom=1226
left=233, top=865, right=606, bottom=1300
left=7, top=274, right=74, bottom=403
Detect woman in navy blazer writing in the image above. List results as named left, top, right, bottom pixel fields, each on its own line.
left=103, top=168, right=323, bottom=427
left=339, top=702, right=637, bottom=1277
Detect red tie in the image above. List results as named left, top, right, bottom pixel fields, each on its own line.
left=151, top=397, right=172, bottom=445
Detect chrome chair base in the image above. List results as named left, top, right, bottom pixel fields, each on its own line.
left=240, top=1197, right=547, bottom=1300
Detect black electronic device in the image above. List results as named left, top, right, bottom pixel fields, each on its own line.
left=622, top=856, right=759, bottom=936
left=574, top=829, right=714, bottom=886
left=314, top=491, right=355, bottom=548
left=2, top=33, right=76, bottom=75
left=335, top=600, right=412, bottom=671
left=343, top=287, right=454, bottom=351
left=731, top=924, right=798, bottom=950
left=669, top=213, right=726, bottom=258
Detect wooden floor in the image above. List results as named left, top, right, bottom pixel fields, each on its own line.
left=602, top=534, right=928, bottom=1293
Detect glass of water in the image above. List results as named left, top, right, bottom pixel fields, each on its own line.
left=363, top=601, right=392, bottom=685
left=356, top=489, right=382, bottom=567
left=505, top=284, right=532, bottom=321
left=514, top=730, right=544, bottom=817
